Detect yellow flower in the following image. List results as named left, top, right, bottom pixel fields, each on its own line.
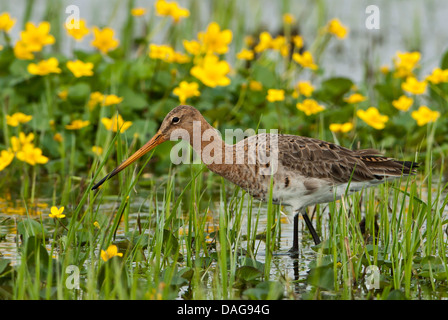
left=92, top=146, right=103, bottom=156
left=266, top=89, right=285, bottom=102
left=296, top=99, right=325, bottom=116
left=173, top=81, right=200, bottom=104
left=13, top=40, right=34, bottom=60
left=357, top=107, right=389, bottom=130
left=426, top=68, right=448, bottom=84
left=101, top=244, right=123, bottom=262
left=11, top=132, right=35, bottom=153
left=380, top=65, right=390, bottom=74
left=254, top=32, right=288, bottom=56
left=172, top=52, right=190, bottom=64
left=65, top=120, right=90, bottom=130
left=91, top=27, right=119, bottom=54
left=327, top=18, right=349, bottom=39
left=293, top=81, right=314, bottom=98
left=20, top=21, right=55, bottom=52
left=282, top=13, right=295, bottom=25
left=0, top=149, right=14, bottom=171
left=94, top=221, right=101, bottom=229
left=411, top=106, right=440, bottom=126
left=392, top=95, right=413, bottom=111
left=53, top=133, right=63, bottom=142
left=103, top=94, right=123, bottom=106
left=27, top=57, right=61, bottom=76
left=149, top=43, right=175, bottom=62
left=329, top=122, right=353, bottom=133
left=6, top=112, right=32, bottom=127
left=155, top=0, right=190, bottom=22
left=393, top=51, right=421, bottom=78
left=88, top=91, right=105, bottom=109
left=58, top=89, right=68, bottom=100
left=249, top=80, right=263, bottom=91
left=66, top=60, right=94, bottom=78
left=65, top=18, right=89, bottom=41
left=0, top=12, right=16, bottom=32
left=198, top=22, right=232, bottom=55
left=101, top=114, right=133, bottom=133
left=292, top=51, right=318, bottom=70
left=254, top=32, right=273, bottom=53
left=49, top=206, right=65, bottom=219
left=293, top=35, right=304, bottom=49
left=190, top=54, right=231, bottom=88
left=16, top=144, right=49, bottom=165
left=401, top=76, right=427, bottom=95
left=236, top=48, right=254, bottom=61
left=344, top=93, right=367, bottom=104
left=183, top=39, right=202, bottom=56
left=131, top=7, right=146, bottom=16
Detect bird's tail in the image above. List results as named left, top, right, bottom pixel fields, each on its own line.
left=356, top=149, right=419, bottom=179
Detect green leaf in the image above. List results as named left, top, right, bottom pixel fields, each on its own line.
left=314, top=77, right=353, bottom=104
left=68, top=82, right=91, bottom=104
left=307, top=264, right=334, bottom=291
left=236, top=266, right=262, bottom=282
left=17, top=218, right=46, bottom=239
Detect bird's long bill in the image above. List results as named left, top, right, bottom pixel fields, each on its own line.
left=91, top=130, right=165, bottom=190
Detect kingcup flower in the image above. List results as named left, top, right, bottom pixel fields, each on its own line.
left=266, top=89, right=285, bottom=102
left=296, top=99, right=325, bottom=116
left=16, top=144, right=49, bottom=166
left=0, top=149, right=14, bottom=171
left=20, top=21, right=55, bottom=52
left=67, top=60, right=94, bottom=78
left=91, top=27, right=119, bottom=54
left=103, top=94, right=124, bottom=106
left=293, top=81, right=314, bottom=98
left=190, top=54, right=231, bottom=88
left=282, top=13, right=295, bottom=25
left=28, top=57, right=61, bottom=76
left=357, top=107, right=389, bottom=130
left=65, top=120, right=90, bottom=130
left=198, top=22, right=233, bottom=54
left=392, top=95, right=413, bottom=111
left=254, top=32, right=289, bottom=56
left=102, top=114, right=132, bottom=133
left=394, top=51, right=421, bottom=78
left=326, top=18, right=349, bottom=39
left=236, top=49, right=254, bottom=61
left=155, top=0, right=190, bottom=22
left=293, top=51, right=318, bottom=70
left=6, top=112, right=32, bottom=127
left=329, top=122, right=353, bottom=133
left=49, top=206, right=65, bottom=219
left=65, top=18, right=89, bottom=41
left=131, top=8, right=147, bottom=16
left=411, top=106, right=440, bottom=126
left=344, top=93, right=367, bottom=104
left=401, top=76, right=427, bottom=95
left=426, top=67, right=448, bottom=84
left=0, top=12, right=16, bottom=32
left=101, top=245, right=123, bottom=262
left=173, top=81, right=201, bottom=104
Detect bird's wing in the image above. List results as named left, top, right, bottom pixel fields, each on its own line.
left=275, top=135, right=404, bottom=184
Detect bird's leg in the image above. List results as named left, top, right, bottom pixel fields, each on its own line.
left=288, top=212, right=300, bottom=254
left=302, top=209, right=321, bottom=245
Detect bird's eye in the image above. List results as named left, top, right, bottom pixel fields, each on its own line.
left=172, top=117, right=180, bottom=124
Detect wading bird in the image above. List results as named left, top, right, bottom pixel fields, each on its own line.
left=92, top=105, right=417, bottom=254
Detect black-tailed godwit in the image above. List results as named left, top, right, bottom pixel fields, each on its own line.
left=92, top=105, right=418, bottom=253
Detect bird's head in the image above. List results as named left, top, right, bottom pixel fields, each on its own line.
left=91, top=105, right=206, bottom=190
